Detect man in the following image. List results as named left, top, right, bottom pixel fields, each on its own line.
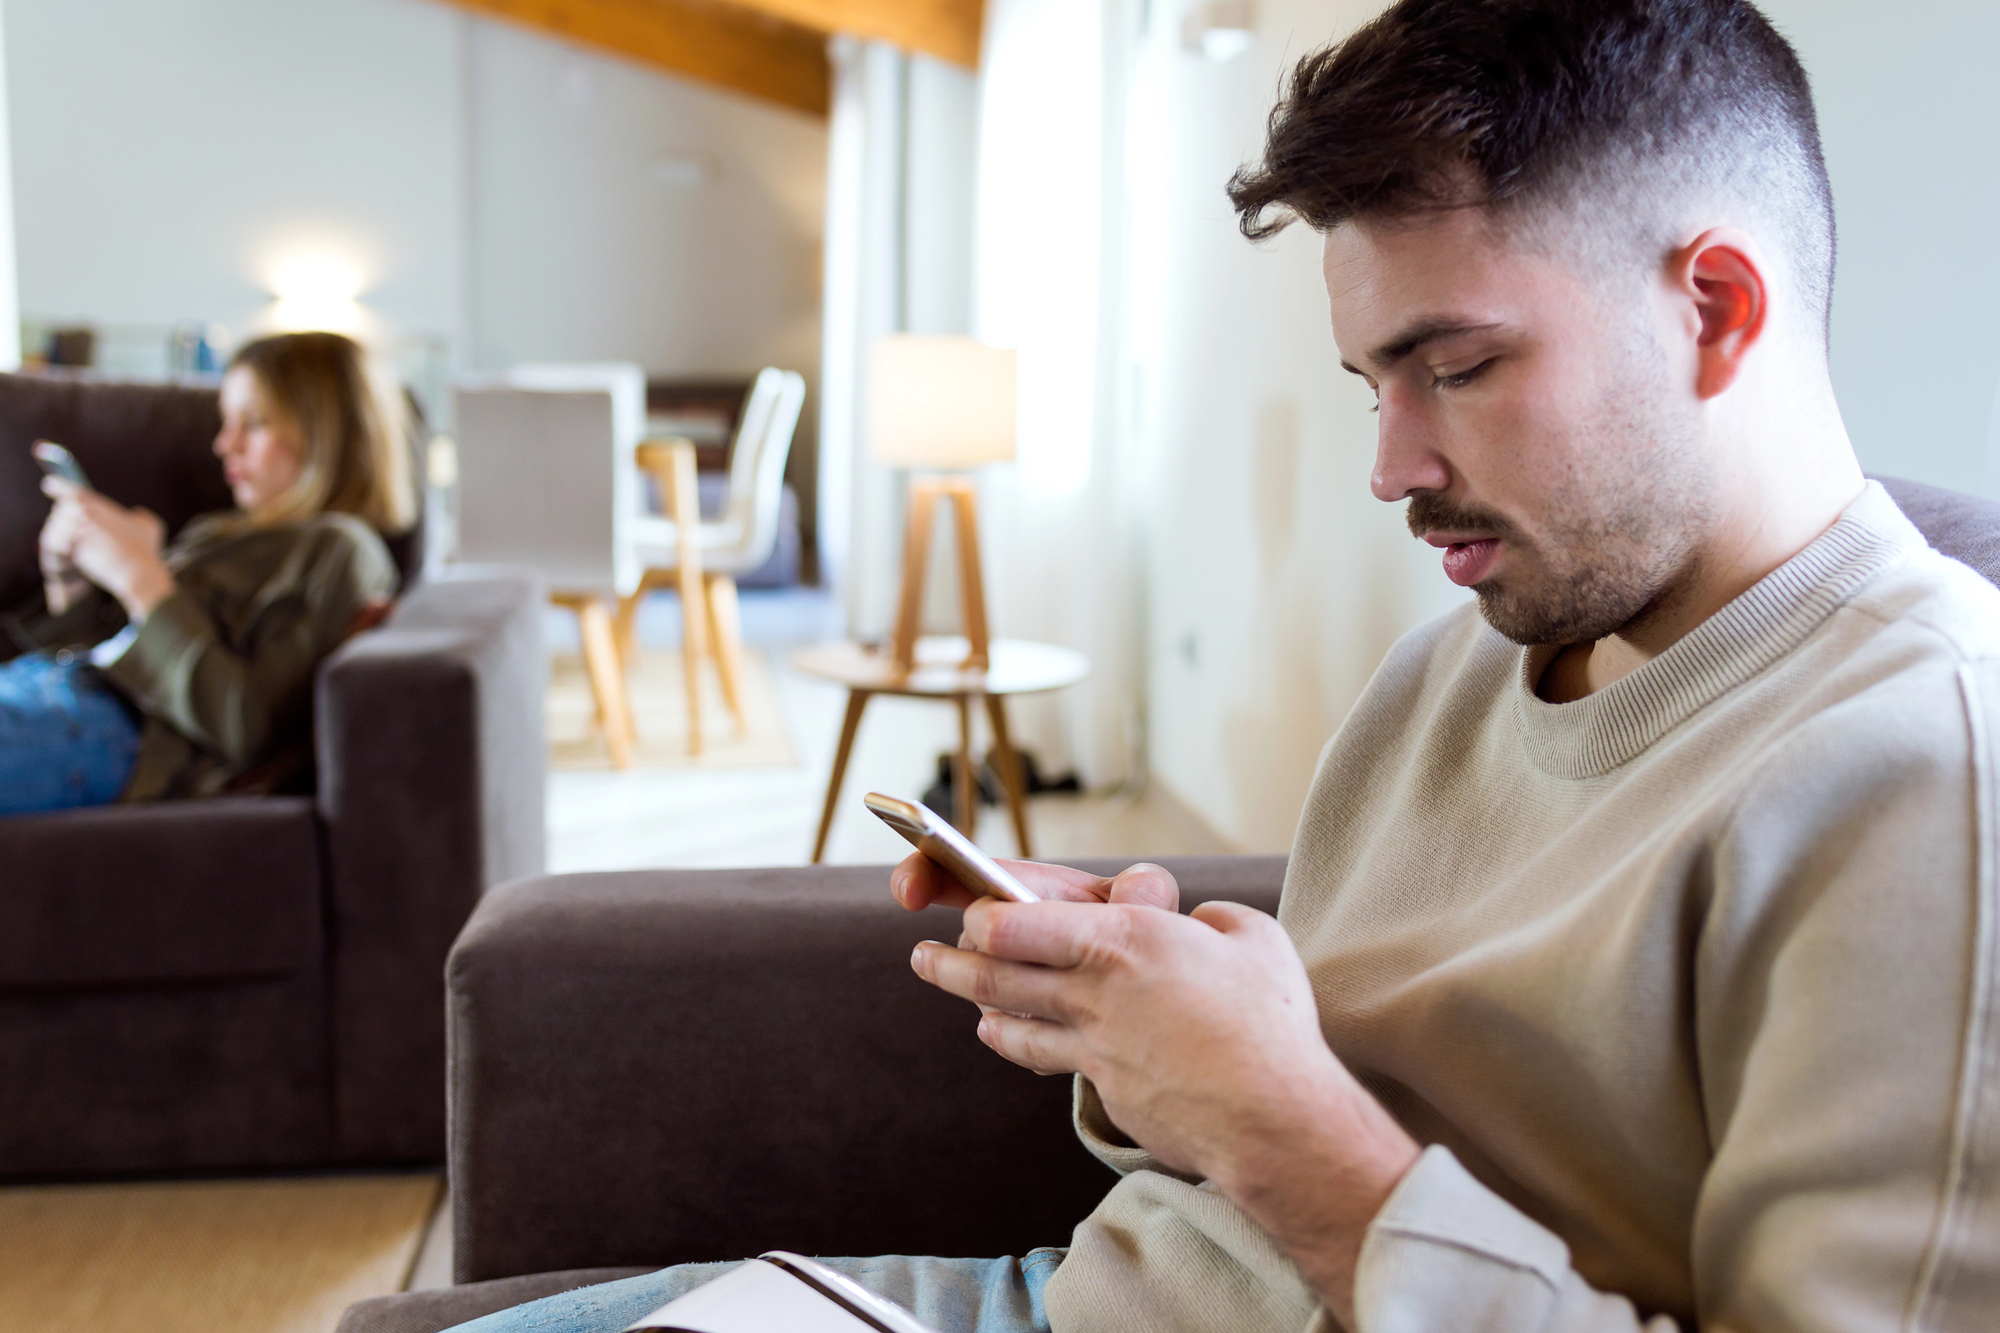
left=453, top=1, right=1998, bottom=1330
left=905, top=0, right=2000, bottom=1328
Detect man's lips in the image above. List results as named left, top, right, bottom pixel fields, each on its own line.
left=1423, top=533, right=1501, bottom=587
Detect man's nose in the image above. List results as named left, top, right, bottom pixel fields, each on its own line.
left=1370, top=395, right=1452, bottom=503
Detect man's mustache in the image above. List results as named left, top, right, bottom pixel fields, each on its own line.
left=1406, top=492, right=1517, bottom=542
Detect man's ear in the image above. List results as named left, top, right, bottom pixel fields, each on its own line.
left=1674, top=228, right=1769, bottom=400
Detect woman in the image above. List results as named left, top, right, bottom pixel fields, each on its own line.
left=0, top=331, right=413, bottom=815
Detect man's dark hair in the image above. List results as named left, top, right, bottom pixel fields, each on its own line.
left=1228, top=0, right=1836, bottom=335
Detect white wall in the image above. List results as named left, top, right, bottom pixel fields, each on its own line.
left=464, top=18, right=825, bottom=377
left=0, top=3, right=21, bottom=369
left=1126, top=0, right=1465, bottom=851
left=7, top=0, right=463, bottom=346
left=5, top=0, right=826, bottom=423
left=1758, top=0, right=2000, bottom=496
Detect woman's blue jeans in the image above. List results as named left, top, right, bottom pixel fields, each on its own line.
left=0, top=652, right=141, bottom=815
left=443, top=1250, right=1066, bottom=1333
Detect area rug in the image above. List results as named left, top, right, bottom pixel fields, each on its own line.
left=0, top=1173, right=440, bottom=1333
left=549, top=646, right=797, bottom=770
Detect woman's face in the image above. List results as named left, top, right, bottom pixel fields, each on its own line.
left=215, top=365, right=305, bottom=514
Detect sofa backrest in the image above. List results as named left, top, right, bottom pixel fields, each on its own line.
left=1875, top=475, right=2000, bottom=589
left=0, top=371, right=424, bottom=609
left=0, top=372, right=231, bottom=610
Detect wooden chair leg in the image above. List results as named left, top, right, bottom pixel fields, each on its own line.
left=812, top=689, right=871, bottom=864
left=577, top=598, right=635, bottom=770
left=676, top=564, right=709, bottom=757
left=984, top=693, right=1033, bottom=858
left=704, top=572, right=747, bottom=733
left=608, top=592, right=640, bottom=742
left=613, top=591, right=642, bottom=669
left=953, top=693, right=976, bottom=835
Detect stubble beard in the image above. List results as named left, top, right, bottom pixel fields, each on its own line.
left=1411, top=354, right=1712, bottom=649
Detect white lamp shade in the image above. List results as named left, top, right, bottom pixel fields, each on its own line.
left=867, top=335, right=1017, bottom=468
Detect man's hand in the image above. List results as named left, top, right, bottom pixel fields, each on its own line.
left=40, top=477, right=174, bottom=620
left=901, top=869, right=1419, bottom=1326
left=891, top=852, right=1180, bottom=915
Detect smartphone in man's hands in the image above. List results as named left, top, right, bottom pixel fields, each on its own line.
left=865, top=793, right=1039, bottom=903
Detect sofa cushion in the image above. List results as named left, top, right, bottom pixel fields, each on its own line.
left=0, top=796, right=323, bottom=987
left=336, top=1269, right=654, bottom=1333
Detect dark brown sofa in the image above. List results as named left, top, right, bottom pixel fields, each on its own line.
left=337, top=476, right=2000, bottom=1333
left=0, top=372, right=546, bottom=1176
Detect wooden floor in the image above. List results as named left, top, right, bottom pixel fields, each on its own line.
left=0, top=1174, right=440, bottom=1333
left=547, top=590, right=1236, bottom=873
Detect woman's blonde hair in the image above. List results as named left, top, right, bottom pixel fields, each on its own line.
left=228, top=331, right=417, bottom=532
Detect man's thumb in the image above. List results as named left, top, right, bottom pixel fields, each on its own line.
left=1108, top=862, right=1180, bottom=912
left=1189, top=900, right=1266, bottom=935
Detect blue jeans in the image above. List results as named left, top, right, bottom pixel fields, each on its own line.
left=0, top=652, right=142, bottom=815
left=443, top=1250, right=1066, bottom=1333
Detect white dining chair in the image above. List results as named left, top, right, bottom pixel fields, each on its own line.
left=453, top=363, right=646, bottom=768
left=617, top=368, right=807, bottom=744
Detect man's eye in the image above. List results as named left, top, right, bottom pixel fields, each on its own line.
left=1434, top=360, right=1494, bottom=390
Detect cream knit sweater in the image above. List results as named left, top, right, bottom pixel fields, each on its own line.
left=1044, top=483, right=2000, bottom=1332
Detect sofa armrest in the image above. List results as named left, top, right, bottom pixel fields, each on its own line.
left=319, top=569, right=546, bottom=1162
left=446, top=855, right=1286, bottom=1282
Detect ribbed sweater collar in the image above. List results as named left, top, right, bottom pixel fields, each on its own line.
left=1512, top=482, right=1924, bottom=779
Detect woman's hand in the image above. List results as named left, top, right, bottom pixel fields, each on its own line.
left=38, top=489, right=89, bottom=613
left=39, top=478, right=175, bottom=620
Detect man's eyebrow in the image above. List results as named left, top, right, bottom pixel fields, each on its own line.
left=1341, top=319, right=1508, bottom=376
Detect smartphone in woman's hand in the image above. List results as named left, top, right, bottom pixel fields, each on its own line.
left=33, top=440, right=91, bottom=489
left=34, top=441, right=93, bottom=611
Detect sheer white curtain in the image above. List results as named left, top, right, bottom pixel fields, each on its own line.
left=818, top=36, right=903, bottom=631
left=974, top=0, right=1144, bottom=788
left=819, top=5, right=1146, bottom=789
left=818, top=37, right=980, bottom=638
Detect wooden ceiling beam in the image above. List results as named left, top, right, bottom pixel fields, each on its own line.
left=721, top=0, right=984, bottom=68
left=435, top=0, right=831, bottom=118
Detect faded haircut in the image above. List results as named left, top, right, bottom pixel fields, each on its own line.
left=1227, top=0, right=1837, bottom=342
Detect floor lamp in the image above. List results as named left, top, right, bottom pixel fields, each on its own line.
left=867, top=335, right=1017, bottom=676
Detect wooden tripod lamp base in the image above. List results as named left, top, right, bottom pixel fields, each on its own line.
left=888, top=476, right=990, bottom=677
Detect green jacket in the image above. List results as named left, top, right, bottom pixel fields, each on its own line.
left=30, top=512, right=399, bottom=800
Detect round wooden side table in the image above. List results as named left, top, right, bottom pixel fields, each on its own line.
left=791, top=635, right=1089, bottom=862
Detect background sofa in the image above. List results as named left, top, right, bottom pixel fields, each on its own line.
left=0, top=371, right=546, bottom=1176
left=337, top=475, right=2000, bottom=1333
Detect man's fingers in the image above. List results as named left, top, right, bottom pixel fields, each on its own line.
left=974, top=1011, right=1081, bottom=1076
left=996, top=860, right=1118, bottom=904
left=1106, top=863, right=1180, bottom=912
left=1189, top=899, right=1273, bottom=934
left=957, top=897, right=1164, bottom=971
left=891, top=853, right=976, bottom=911
left=911, top=939, right=1079, bottom=1021
left=892, top=855, right=1117, bottom=911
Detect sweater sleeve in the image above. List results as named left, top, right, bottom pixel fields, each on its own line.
left=1349, top=659, right=2000, bottom=1333
left=102, top=525, right=395, bottom=764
